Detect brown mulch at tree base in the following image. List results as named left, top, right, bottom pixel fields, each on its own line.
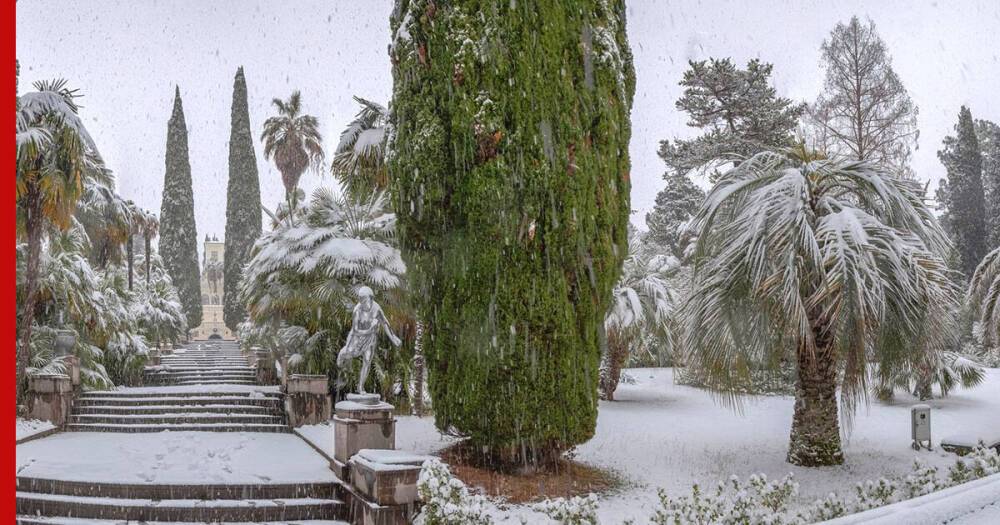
left=438, top=443, right=620, bottom=504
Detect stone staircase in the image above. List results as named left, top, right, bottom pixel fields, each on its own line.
left=146, top=341, right=256, bottom=386
left=65, top=340, right=288, bottom=433
left=17, top=340, right=349, bottom=523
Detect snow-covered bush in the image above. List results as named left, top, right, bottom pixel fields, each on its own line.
left=414, top=459, right=492, bottom=525
left=532, top=494, right=599, bottom=525
left=652, top=447, right=1000, bottom=524
left=651, top=474, right=799, bottom=525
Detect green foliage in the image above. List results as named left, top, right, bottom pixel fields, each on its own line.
left=659, top=58, right=805, bottom=178
left=937, top=106, right=988, bottom=279
left=159, top=87, right=202, bottom=330
left=332, top=97, right=389, bottom=200
left=388, top=0, right=635, bottom=464
left=975, top=119, right=1000, bottom=249
left=240, top=189, right=413, bottom=399
left=224, top=67, right=263, bottom=331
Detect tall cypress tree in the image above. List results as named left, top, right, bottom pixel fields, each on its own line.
left=975, top=119, right=1000, bottom=249
left=159, top=86, right=202, bottom=331
left=224, top=67, right=263, bottom=330
left=937, top=106, right=987, bottom=278
left=388, top=0, right=635, bottom=465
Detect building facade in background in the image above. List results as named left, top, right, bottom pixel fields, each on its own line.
left=190, top=236, right=235, bottom=340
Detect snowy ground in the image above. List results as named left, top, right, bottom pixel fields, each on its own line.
left=16, top=431, right=337, bottom=484
left=16, top=418, right=56, bottom=442
left=392, top=367, right=1000, bottom=523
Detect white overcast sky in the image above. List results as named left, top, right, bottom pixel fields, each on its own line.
left=17, top=0, right=1000, bottom=246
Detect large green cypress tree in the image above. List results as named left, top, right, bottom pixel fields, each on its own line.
left=223, top=67, right=263, bottom=330
left=388, top=0, right=635, bottom=465
left=159, top=86, right=202, bottom=331
left=975, top=119, right=1000, bottom=249
left=938, top=106, right=988, bottom=278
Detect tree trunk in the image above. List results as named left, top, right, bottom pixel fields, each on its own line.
left=787, top=337, right=844, bottom=466
left=145, top=234, right=152, bottom=287
left=17, top=191, right=43, bottom=403
left=599, top=329, right=629, bottom=401
left=412, top=320, right=425, bottom=416
left=127, top=234, right=134, bottom=291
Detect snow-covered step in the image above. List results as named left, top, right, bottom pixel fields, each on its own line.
left=70, top=413, right=285, bottom=425
left=15, top=491, right=343, bottom=522
left=76, top=394, right=280, bottom=405
left=73, top=404, right=280, bottom=415
left=16, top=477, right=337, bottom=500
left=77, top=390, right=280, bottom=398
left=66, top=422, right=291, bottom=433
left=16, top=517, right=348, bottom=525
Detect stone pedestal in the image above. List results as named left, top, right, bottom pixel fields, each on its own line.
left=349, top=449, right=430, bottom=506
left=62, top=355, right=81, bottom=390
left=146, top=349, right=161, bottom=367
left=285, top=374, right=331, bottom=428
left=255, top=350, right=277, bottom=385
left=26, top=374, right=74, bottom=426
left=333, top=396, right=395, bottom=478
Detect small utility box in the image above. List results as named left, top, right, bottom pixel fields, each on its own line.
left=911, top=404, right=932, bottom=450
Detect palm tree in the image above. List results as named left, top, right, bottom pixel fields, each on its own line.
left=16, top=79, right=103, bottom=398
left=968, top=247, right=999, bottom=347
left=261, top=91, right=323, bottom=220
left=684, top=147, right=959, bottom=467
left=600, top=228, right=677, bottom=400
left=332, top=97, right=388, bottom=199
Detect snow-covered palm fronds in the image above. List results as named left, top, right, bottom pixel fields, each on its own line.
left=684, top=148, right=961, bottom=415
left=332, top=97, right=388, bottom=199
left=968, top=247, right=1000, bottom=345
left=242, top=188, right=406, bottom=325
left=601, top=229, right=679, bottom=399
left=606, top=230, right=678, bottom=337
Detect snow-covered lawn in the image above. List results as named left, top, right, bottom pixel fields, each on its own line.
left=16, top=431, right=337, bottom=484
left=16, top=418, right=56, bottom=443
left=395, top=367, right=1000, bottom=523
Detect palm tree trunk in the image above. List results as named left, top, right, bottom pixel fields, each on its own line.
left=17, top=191, right=43, bottom=403
left=787, top=335, right=844, bottom=466
left=127, top=234, right=134, bottom=291
left=145, top=234, right=152, bottom=287
left=599, top=329, right=629, bottom=401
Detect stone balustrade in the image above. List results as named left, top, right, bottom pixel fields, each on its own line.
left=26, top=373, right=74, bottom=427
left=284, top=374, right=331, bottom=428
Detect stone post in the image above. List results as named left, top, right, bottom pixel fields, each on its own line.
left=62, top=355, right=81, bottom=391
left=147, top=348, right=161, bottom=367
left=284, top=374, right=331, bottom=428
left=333, top=395, right=395, bottom=479
left=26, top=374, right=74, bottom=427
left=255, top=349, right=277, bottom=385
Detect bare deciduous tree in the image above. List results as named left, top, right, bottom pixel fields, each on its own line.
left=808, top=16, right=919, bottom=176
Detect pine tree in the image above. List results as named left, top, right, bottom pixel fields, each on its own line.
left=976, top=119, right=1000, bottom=249
left=644, top=173, right=705, bottom=258
left=659, top=58, right=805, bottom=176
left=938, top=106, right=987, bottom=278
left=159, top=86, right=202, bottom=331
left=224, top=67, right=263, bottom=330
left=388, top=0, right=635, bottom=466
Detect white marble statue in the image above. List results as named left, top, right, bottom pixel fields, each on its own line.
left=337, top=286, right=401, bottom=394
